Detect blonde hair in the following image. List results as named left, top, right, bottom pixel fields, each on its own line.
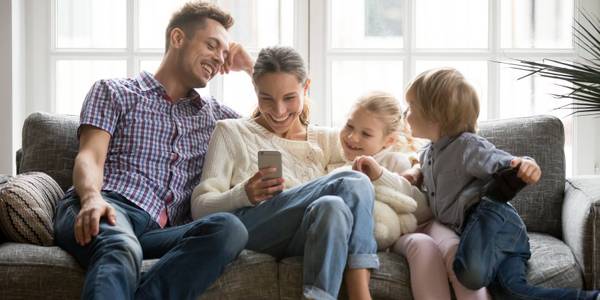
left=251, top=46, right=310, bottom=126
left=165, top=1, right=234, bottom=51
left=352, top=91, right=417, bottom=152
left=405, top=68, right=479, bottom=136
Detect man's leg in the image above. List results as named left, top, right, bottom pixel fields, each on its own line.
left=54, top=193, right=143, bottom=300
left=136, top=212, right=247, bottom=300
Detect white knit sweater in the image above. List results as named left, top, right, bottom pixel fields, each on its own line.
left=191, top=118, right=345, bottom=219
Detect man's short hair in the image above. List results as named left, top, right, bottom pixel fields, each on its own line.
left=165, top=1, right=234, bottom=51
left=406, top=68, right=479, bottom=136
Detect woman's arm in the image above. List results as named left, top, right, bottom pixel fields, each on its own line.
left=191, top=122, right=252, bottom=219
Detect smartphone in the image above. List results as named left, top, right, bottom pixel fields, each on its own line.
left=258, top=150, right=282, bottom=180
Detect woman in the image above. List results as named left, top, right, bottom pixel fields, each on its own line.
left=191, top=46, right=378, bottom=300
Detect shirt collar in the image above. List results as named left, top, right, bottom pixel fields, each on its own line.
left=136, top=71, right=204, bottom=107
left=430, top=134, right=459, bottom=154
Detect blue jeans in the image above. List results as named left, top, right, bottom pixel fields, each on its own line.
left=233, top=171, right=379, bottom=300
left=454, top=198, right=599, bottom=300
left=54, top=191, right=248, bottom=300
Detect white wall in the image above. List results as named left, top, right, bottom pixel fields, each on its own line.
left=0, top=0, right=13, bottom=174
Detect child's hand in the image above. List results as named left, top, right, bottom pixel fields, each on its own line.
left=400, top=166, right=423, bottom=187
left=352, top=156, right=383, bottom=181
left=511, top=157, right=541, bottom=184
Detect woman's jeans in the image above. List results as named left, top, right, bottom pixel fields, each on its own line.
left=454, top=197, right=599, bottom=300
left=233, top=170, right=379, bottom=300
left=54, top=191, right=248, bottom=300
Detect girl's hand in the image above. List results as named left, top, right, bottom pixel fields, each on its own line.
left=400, top=166, right=423, bottom=186
left=244, top=167, right=285, bottom=205
left=511, top=157, right=541, bottom=184
left=221, top=42, right=254, bottom=75
left=352, top=155, right=383, bottom=181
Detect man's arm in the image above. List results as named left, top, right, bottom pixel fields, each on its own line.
left=72, top=125, right=117, bottom=246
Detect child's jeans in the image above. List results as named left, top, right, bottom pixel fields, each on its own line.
left=454, top=197, right=599, bottom=300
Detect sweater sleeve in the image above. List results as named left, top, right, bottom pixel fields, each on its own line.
left=191, top=122, right=253, bottom=219
left=323, top=127, right=346, bottom=165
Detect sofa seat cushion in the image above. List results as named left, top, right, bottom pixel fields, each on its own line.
left=278, top=252, right=412, bottom=300
left=527, top=233, right=584, bottom=289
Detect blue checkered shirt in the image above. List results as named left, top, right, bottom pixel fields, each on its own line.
left=77, top=71, right=239, bottom=226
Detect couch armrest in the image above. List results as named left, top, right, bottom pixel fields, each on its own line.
left=563, top=175, right=600, bottom=289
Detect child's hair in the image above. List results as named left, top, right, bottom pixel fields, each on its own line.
left=405, top=68, right=479, bottom=136
left=251, top=46, right=311, bottom=126
left=352, top=91, right=417, bottom=152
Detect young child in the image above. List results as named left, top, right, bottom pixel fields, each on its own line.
left=401, top=67, right=600, bottom=300
left=329, top=91, right=430, bottom=250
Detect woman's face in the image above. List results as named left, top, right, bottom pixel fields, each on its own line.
left=254, top=72, right=308, bottom=137
left=340, top=106, right=395, bottom=161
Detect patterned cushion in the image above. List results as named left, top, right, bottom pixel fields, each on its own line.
left=0, top=172, right=64, bottom=246
left=479, top=115, right=565, bottom=237
left=19, top=112, right=79, bottom=191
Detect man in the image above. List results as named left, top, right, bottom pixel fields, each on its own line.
left=53, top=1, right=254, bottom=299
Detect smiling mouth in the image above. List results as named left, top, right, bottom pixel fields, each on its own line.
left=343, top=140, right=363, bottom=151
left=201, top=63, right=215, bottom=78
left=269, top=114, right=292, bottom=124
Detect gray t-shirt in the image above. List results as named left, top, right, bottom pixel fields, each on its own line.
left=420, top=132, right=514, bottom=233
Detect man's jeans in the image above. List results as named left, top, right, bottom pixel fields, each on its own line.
left=233, top=170, right=379, bottom=300
left=54, top=191, right=248, bottom=300
left=454, top=198, right=599, bottom=300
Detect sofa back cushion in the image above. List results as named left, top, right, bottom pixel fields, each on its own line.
left=479, top=115, right=565, bottom=237
left=19, top=112, right=79, bottom=191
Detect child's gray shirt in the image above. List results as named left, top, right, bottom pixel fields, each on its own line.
left=419, top=132, right=514, bottom=233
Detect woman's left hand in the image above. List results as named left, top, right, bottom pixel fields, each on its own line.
left=511, top=157, right=541, bottom=184
left=220, top=42, right=254, bottom=75
left=352, top=155, right=382, bottom=181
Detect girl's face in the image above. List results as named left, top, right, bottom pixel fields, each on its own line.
left=340, top=106, right=395, bottom=161
left=405, top=92, right=440, bottom=141
left=254, top=72, right=309, bottom=138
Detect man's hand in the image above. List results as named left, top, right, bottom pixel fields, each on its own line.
left=221, top=42, right=254, bottom=75
left=244, top=167, right=285, bottom=205
left=75, top=193, right=117, bottom=246
left=400, top=165, right=423, bottom=187
left=511, top=157, right=541, bottom=184
left=352, top=156, right=383, bottom=181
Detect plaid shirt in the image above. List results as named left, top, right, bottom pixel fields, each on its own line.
left=77, top=71, right=239, bottom=226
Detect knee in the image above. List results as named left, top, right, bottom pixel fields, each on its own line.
left=186, top=212, right=248, bottom=256
left=309, top=197, right=353, bottom=232
left=403, top=234, right=440, bottom=259
left=94, top=232, right=143, bottom=275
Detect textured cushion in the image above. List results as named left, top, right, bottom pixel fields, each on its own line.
left=527, top=233, right=584, bottom=289
left=278, top=252, right=413, bottom=300
left=19, top=112, right=79, bottom=191
left=0, top=172, right=64, bottom=246
left=479, top=115, right=565, bottom=237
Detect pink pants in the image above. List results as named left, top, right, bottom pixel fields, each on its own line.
left=392, top=221, right=491, bottom=300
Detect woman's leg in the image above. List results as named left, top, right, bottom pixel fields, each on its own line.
left=392, top=222, right=452, bottom=300
left=427, top=221, right=491, bottom=300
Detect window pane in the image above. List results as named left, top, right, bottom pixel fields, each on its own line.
left=56, top=60, right=127, bottom=115
left=415, top=0, right=487, bottom=48
left=138, top=0, right=188, bottom=49
left=500, top=0, right=573, bottom=48
left=218, top=0, right=294, bottom=49
left=223, top=72, right=256, bottom=117
left=331, top=0, right=404, bottom=48
left=415, top=61, right=489, bottom=120
left=331, top=60, right=404, bottom=127
left=56, top=0, right=126, bottom=48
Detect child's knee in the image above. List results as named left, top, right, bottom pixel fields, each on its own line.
left=402, top=234, right=440, bottom=258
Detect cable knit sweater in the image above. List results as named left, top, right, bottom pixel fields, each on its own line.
left=191, top=118, right=345, bottom=219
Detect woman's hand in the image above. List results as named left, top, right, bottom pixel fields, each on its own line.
left=221, top=42, right=254, bottom=76
left=511, top=157, right=541, bottom=184
left=352, top=156, right=383, bottom=181
left=400, top=165, right=423, bottom=187
left=244, top=167, right=285, bottom=205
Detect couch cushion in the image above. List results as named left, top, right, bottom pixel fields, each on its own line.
left=527, top=233, right=583, bottom=289
left=0, top=243, right=277, bottom=300
left=278, top=252, right=413, bottom=300
left=0, top=172, right=63, bottom=246
left=479, top=115, right=565, bottom=237
left=19, top=112, right=79, bottom=191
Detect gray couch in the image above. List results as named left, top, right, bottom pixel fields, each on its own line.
left=1, top=112, right=599, bottom=299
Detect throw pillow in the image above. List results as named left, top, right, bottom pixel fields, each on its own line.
left=0, top=172, right=64, bottom=246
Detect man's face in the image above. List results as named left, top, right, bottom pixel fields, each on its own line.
left=179, top=19, right=231, bottom=88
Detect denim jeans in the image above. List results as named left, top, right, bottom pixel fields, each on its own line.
left=54, top=191, right=248, bottom=300
left=233, top=170, right=379, bottom=300
left=453, top=197, right=599, bottom=300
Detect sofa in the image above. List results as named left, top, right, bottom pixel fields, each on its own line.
left=0, top=112, right=599, bottom=299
